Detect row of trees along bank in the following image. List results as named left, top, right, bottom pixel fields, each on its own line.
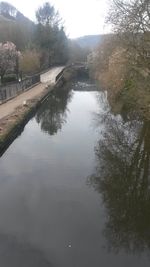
left=89, top=0, right=150, bottom=118
left=0, top=1, right=90, bottom=85
left=0, top=1, right=69, bottom=84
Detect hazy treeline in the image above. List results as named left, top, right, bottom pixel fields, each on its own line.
left=0, top=1, right=91, bottom=79
left=0, top=1, right=80, bottom=78
left=0, top=1, right=35, bottom=50
left=0, top=2, right=68, bottom=72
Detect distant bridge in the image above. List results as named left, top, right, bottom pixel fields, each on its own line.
left=68, top=62, right=88, bottom=69
left=55, top=62, right=89, bottom=84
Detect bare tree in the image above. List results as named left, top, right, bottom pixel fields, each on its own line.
left=107, top=0, right=150, bottom=69
left=107, top=0, right=150, bottom=33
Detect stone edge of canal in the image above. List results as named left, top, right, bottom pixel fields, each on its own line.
left=0, top=66, right=89, bottom=157
left=0, top=84, right=56, bottom=157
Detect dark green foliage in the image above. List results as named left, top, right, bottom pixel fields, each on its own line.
left=0, top=1, right=69, bottom=71
left=35, top=2, right=69, bottom=68
left=36, top=2, right=57, bottom=26
left=2, top=74, right=17, bottom=83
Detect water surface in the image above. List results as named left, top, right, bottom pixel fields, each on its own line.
left=0, top=80, right=150, bottom=267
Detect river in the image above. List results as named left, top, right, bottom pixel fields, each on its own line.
left=0, top=79, right=150, bottom=267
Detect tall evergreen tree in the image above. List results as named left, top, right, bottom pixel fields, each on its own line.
left=35, top=2, right=68, bottom=68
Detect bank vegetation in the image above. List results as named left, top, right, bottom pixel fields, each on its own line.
left=0, top=1, right=91, bottom=84
left=89, top=0, right=150, bottom=118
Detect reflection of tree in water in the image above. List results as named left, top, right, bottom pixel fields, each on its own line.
left=89, top=111, right=150, bottom=254
left=36, top=87, right=72, bottom=135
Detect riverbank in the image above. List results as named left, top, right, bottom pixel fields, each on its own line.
left=0, top=64, right=89, bottom=154
left=0, top=66, right=65, bottom=154
left=0, top=85, right=53, bottom=155
left=88, top=36, right=150, bottom=119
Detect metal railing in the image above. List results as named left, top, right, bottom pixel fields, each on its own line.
left=0, top=74, right=40, bottom=104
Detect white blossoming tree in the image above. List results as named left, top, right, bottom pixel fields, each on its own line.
left=0, top=42, right=19, bottom=84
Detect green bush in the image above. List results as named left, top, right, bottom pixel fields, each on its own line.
left=3, top=74, right=17, bottom=83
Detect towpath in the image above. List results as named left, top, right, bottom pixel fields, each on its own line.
left=0, top=66, right=64, bottom=120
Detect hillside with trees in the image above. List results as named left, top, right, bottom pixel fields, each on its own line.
left=0, top=1, right=69, bottom=81
left=74, top=35, right=103, bottom=49
left=0, top=1, right=98, bottom=83
left=0, top=1, right=35, bottom=50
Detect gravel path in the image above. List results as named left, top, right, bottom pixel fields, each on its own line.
left=0, top=66, right=65, bottom=120
left=40, top=66, right=64, bottom=84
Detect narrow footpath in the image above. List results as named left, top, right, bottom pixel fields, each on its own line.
left=0, top=66, right=65, bottom=151
left=0, top=66, right=64, bottom=120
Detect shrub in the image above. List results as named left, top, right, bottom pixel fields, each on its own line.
left=19, top=49, right=40, bottom=74
left=2, top=74, right=17, bottom=83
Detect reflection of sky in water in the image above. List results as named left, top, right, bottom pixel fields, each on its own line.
left=0, top=82, right=150, bottom=267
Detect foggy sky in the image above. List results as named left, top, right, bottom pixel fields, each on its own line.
left=7, top=0, right=109, bottom=38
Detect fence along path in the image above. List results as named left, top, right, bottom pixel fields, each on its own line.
left=0, top=74, right=40, bottom=104
left=0, top=66, right=65, bottom=104
left=0, top=66, right=65, bottom=120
